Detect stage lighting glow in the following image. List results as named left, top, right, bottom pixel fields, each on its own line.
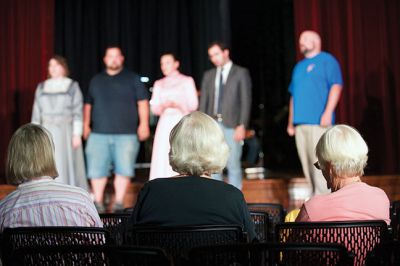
left=140, top=76, right=149, bottom=83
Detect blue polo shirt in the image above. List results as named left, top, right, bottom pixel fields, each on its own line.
left=289, top=52, right=343, bottom=125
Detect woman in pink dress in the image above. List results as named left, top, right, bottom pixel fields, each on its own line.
left=149, top=53, right=198, bottom=180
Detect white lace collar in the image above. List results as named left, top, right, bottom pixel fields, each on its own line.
left=43, top=77, right=72, bottom=93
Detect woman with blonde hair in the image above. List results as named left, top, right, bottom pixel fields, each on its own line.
left=296, top=124, right=390, bottom=224
left=0, top=124, right=101, bottom=232
left=130, top=111, right=256, bottom=241
left=31, top=55, right=87, bottom=190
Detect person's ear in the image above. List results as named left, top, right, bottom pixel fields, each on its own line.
left=224, top=49, right=230, bottom=59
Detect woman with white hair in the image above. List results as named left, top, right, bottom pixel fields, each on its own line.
left=296, top=125, right=390, bottom=224
left=130, top=111, right=256, bottom=241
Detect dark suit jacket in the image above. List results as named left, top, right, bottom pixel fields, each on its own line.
left=130, top=176, right=256, bottom=241
left=199, top=64, right=252, bottom=128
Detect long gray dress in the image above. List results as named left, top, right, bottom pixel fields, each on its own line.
left=31, top=78, right=88, bottom=191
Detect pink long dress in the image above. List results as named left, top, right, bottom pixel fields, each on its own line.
left=149, top=72, right=198, bottom=180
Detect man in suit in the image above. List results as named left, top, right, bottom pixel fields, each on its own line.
left=199, top=41, right=252, bottom=189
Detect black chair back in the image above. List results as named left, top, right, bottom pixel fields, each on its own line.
left=275, top=220, right=388, bottom=266
left=9, top=245, right=173, bottom=266
left=366, top=240, right=400, bottom=266
left=128, top=224, right=244, bottom=263
left=250, top=211, right=269, bottom=242
left=100, top=213, right=131, bottom=245
left=390, top=200, right=400, bottom=240
left=247, top=203, right=286, bottom=240
left=188, top=242, right=354, bottom=266
left=110, top=245, right=173, bottom=266
left=2, top=226, right=109, bottom=265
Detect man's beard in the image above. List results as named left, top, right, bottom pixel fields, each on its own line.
left=301, top=48, right=311, bottom=55
left=107, top=64, right=122, bottom=71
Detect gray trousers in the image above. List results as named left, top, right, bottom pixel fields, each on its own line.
left=295, top=125, right=331, bottom=196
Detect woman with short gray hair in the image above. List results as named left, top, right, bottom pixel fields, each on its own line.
left=296, top=125, right=390, bottom=224
left=130, top=111, right=256, bottom=241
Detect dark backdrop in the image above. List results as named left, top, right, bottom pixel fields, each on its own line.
left=54, top=0, right=231, bottom=94
left=230, top=0, right=299, bottom=171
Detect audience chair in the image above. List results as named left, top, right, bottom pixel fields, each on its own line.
left=188, top=242, right=354, bottom=266
left=8, top=245, right=172, bottom=266
left=247, top=203, right=286, bottom=240
left=2, top=226, right=109, bottom=265
left=100, top=213, right=131, bottom=245
left=275, top=220, right=388, bottom=266
left=365, top=240, right=400, bottom=266
left=127, top=225, right=245, bottom=263
left=250, top=211, right=269, bottom=242
left=123, top=207, right=134, bottom=213
left=390, top=200, right=400, bottom=240
left=110, top=245, right=173, bottom=266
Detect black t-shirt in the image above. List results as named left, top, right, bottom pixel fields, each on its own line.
left=129, top=176, right=256, bottom=241
left=85, top=69, right=149, bottom=134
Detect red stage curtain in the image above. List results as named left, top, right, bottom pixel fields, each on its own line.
left=293, top=0, right=400, bottom=174
left=0, top=0, right=54, bottom=182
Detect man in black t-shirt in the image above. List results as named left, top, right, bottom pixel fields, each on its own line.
left=84, top=47, right=150, bottom=212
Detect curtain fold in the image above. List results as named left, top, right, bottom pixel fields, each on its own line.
left=293, top=0, right=400, bottom=174
left=0, top=0, right=54, bottom=182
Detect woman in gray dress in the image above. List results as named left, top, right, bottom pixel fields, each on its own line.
left=31, top=55, right=88, bottom=190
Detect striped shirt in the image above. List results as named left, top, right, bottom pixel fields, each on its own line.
left=0, top=178, right=102, bottom=232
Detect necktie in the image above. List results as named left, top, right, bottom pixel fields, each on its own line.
left=217, top=68, right=224, bottom=114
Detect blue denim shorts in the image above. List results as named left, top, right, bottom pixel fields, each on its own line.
left=85, top=133, right=140, bottom=178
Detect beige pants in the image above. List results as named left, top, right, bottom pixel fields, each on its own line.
left=295, top=125, right=331, bottom=195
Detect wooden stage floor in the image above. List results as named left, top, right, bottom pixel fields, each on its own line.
left=1, top=174, right=399, bottom=212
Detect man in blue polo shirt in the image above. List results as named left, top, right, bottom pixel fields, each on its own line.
left=287, top=31, right=343, bottom=195
left=84, top=47, right=150, bottom=212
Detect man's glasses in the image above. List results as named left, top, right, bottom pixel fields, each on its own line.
left=314, top=161, right=321, bottom=170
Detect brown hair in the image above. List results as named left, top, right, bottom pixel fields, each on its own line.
left=6, top=124, right=58, bottom=185
left=48, top=55, right=70, bottom=77
left=208, top=41, right=230, bottom=51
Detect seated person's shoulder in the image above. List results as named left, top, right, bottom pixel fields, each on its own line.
left=366, top=184, right=390, bottom=200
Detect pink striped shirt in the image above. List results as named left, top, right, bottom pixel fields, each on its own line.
left=0, top=178, right=102, bottom=232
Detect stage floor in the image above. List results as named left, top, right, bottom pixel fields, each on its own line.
left=1, top=174, right=399, bottom=213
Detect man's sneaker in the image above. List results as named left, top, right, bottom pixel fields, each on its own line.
left=94, top=202, right=105, bottom=213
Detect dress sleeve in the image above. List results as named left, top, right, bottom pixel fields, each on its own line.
left=71, top=81, right=83, bottom=136
left=150, top=81, right=163, bottom=116
left=31, top=84, right=42, bottom=124
left=181, top=77, right=198, bottom=113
